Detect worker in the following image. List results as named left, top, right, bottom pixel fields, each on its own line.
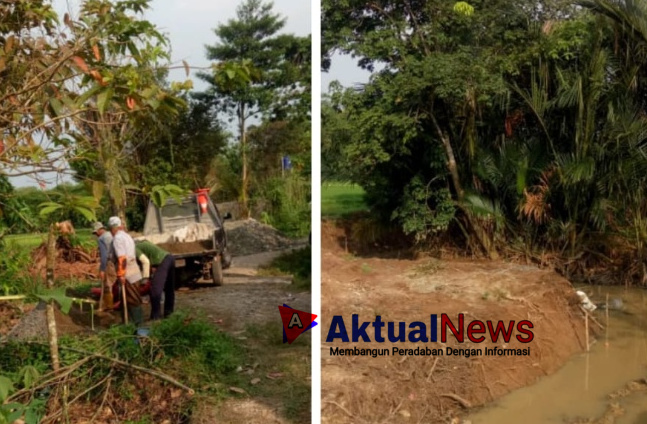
left=92, top=222, right=114, bottom=310
left=108, top=216, right=144, bottom=326
left=135, top=240, right=175, bottom=320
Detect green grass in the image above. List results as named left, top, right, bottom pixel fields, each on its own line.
left=4, top=233, right=46, bottom=249
left=258, top=247, right=311, bottom=290
left=321, top=182, right=368, bottom=218
left=4, top=229, right=94, bottom=250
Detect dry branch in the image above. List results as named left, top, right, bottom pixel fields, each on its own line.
left=426, top=357, right=440, bottom=382
left=440, top=393, right=472, bottom=408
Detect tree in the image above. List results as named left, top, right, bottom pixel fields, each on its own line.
left=0, top=0, right=189, bottom=230
left=323, top=0, right=647, bottom=283
left=65, top=0, right=187, bottom=225
left=197, top=0, right=310, bottom=217
left=135, top=96, right=230, bottom=190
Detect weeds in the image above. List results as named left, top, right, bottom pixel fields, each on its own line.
left=258, top=247, right=311, bottom=291
left=257, top=175, right=310, bottom=238
left=0, top=245, right=33, bottom=296
left=408, top=259, right=444, bottom=279
left=0, top=312, right=247, bottom=423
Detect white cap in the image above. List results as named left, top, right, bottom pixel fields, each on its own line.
left=108, top=216, right=122, bottom=228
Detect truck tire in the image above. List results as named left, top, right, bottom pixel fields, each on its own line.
left=222, top=249, right=232, bottom=269
left=211, top=255, right=224, bottom=286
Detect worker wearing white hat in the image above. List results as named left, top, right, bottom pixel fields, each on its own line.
left=108, top=216, right=144, bottom=325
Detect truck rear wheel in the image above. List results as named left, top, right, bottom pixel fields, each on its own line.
left=211, top=255, right=224, bottom=286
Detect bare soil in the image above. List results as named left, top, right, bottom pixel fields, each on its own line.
left=321, top=220, right=589, bottom=424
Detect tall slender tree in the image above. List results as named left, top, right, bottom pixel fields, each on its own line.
left=197, top=0, right=310, bottom=217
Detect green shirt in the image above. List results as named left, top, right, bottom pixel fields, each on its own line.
left=135, top=240, right=169, bottom=266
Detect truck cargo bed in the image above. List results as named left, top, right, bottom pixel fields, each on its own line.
left=158, top=240, right=215, bottom=257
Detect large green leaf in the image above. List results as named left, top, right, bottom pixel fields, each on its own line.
left=3, top=403, right=26, bottom=423
left=73, top=206, right=96, bottom=222
left=37, top=287, right=73, bottom=314
left=38, top=205, right=62, bottom=216
left=20, top=366, right=39, bottom=390
left=0, top=376, right=14, bottom=402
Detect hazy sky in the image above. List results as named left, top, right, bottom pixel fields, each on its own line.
left=11, top=0, right=311, bottom=188
left=321, top=53, right=372, bottom=93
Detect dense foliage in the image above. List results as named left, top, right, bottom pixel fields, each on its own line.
left=1, top=0, right=310, bottom=237
left=323, top=0, right=647, bottom=284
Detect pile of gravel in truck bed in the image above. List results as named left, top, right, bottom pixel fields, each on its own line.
left=224, top=219, right=300, bottom=256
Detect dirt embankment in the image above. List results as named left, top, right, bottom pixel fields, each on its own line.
left=321, top=220, right=589, bottom=424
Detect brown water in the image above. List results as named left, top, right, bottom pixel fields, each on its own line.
left=468, top=286, right=647, bottom=424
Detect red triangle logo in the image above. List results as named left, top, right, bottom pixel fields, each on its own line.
left=279, top=305, right=317, bottom=344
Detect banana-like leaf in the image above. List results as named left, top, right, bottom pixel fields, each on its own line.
left=37, top=287, right=73, bottom=314
left=0, top=376, right=14, bottom=402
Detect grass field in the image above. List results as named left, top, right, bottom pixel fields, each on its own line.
left=4, top=229, right=94, bottom=250
left=321, top=182, right=368, bottom=218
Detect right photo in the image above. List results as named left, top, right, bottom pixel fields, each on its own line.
left=320, top=0, right=647, bottom=423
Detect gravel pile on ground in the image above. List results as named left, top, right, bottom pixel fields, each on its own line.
left=224, top=219, right=301, bottom=256
left=5, top=302, right=48, bottom=341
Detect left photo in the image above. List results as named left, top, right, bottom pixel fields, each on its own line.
left=0, top=0, right=312, bottom=422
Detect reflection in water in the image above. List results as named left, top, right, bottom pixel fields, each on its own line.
left=468, top=286, right=647, bottom=424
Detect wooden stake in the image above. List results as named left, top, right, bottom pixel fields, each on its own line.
left=0, top=295, right=26, bottom=301
left=121, top=282, right=128, bottom=324
left=605, top=293, right=609, bottom=348
left=579, top=306, right=604, bottom=330
left=585, top=311, right=589, bottom=352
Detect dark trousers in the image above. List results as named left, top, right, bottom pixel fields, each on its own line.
left=151, top=254, right=175, bottom=320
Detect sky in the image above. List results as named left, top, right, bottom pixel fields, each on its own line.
left=321, top=53, right=372, bottom=93
left=11, top=0, right=312, bottom=188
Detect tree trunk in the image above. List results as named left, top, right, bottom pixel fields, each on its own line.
left=430, top=112, right=499, bottom=260
left=45, top=223, right=60, bottom=372
left=240, top=102, right=250, bottom=218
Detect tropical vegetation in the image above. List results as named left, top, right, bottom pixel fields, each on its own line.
left=322, top=0, right=647, bottom=285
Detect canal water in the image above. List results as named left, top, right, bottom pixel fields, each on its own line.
left=467, top=286, right=647, bottom=424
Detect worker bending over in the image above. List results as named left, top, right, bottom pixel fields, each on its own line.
left=136, top=240, right=175, bottom=320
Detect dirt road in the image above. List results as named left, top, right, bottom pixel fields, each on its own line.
left=176, top=247, right=311, bottom=332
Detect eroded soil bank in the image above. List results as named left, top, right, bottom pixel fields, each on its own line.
left=321, top=220, right=589, bottom=423
left=468, top=285, right=647, bottom=424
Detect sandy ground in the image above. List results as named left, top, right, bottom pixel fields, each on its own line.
left=321, top=220, right=589, bottom=424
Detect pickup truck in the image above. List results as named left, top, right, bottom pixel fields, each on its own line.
left=141, top=191, right=232, bottom=286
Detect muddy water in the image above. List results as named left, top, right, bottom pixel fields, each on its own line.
left=468, top=286, right=647, bottom=424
